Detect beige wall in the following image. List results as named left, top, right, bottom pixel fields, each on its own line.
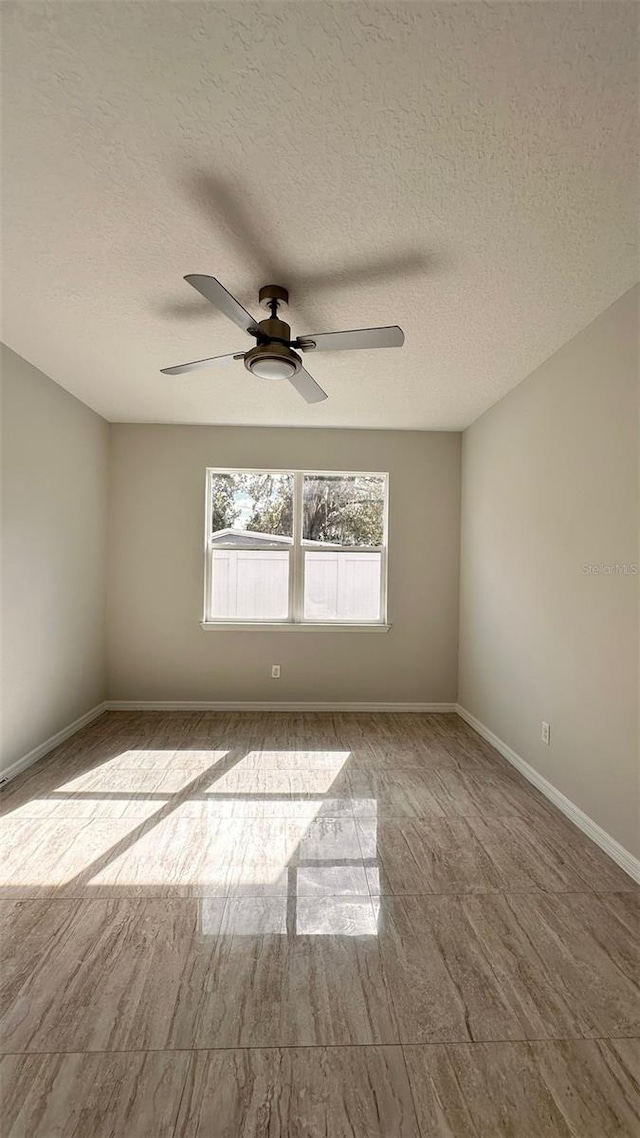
left=1, top=345, right=109, bottom=771
left=458, top=287, right=639, bottom=856
left=106, top=426, right=461, bottom=704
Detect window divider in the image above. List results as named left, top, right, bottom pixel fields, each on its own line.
left=291, top=471, right=304, bottom=623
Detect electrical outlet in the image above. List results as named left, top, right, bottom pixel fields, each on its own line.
left=271, top=665, right=281, bottom=678
left=541, top=721, right=551, bottom=745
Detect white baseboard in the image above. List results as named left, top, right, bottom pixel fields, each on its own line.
left=456, top=704, right=640, bottom=885
left=0, top=702, right=108, bottom=788
left=106, top=700, right=457, bottom=713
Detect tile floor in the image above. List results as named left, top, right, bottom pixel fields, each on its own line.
left=0, top=710, right=638, bottom=1136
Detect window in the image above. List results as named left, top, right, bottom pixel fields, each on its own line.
left=204, top=469, right=388, bottom=627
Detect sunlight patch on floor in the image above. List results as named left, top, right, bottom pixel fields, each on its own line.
left=1, top=748, right=383, bottom=929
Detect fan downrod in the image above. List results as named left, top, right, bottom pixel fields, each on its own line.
left=259, top=284, right=289, bottom=318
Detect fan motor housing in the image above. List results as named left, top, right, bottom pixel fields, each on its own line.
left=257, top=316, right=291, bottom=344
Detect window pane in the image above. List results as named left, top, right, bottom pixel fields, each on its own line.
left=211, top=472, right=293, bottom=544
left=210, top=550, right=289, bottom=620
left=302, top=474, right=385, bottom=546
left=303, top=551, right=381, bottom=621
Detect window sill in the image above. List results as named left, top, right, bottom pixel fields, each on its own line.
left=200, top=621, right=391, bottom=633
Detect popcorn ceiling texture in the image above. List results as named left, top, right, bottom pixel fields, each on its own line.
left=2, top=2, right=637, bottom=429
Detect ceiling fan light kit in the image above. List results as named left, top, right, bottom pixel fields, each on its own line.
left=245, top=343, right=301, bottom=381
left=161, top=277, right=405, bottom=403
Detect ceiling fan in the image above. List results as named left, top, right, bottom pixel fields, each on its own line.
left=161, top=276, right=405, bottom=403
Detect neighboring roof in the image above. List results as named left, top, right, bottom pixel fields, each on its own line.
left=210, top=528, right=345, bottom=548
left=210, top=528, right=293, bottom=547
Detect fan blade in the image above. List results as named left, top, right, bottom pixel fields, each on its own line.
left=289, top=367, right=328, bottom=404
left=295, top=325, right=404, bottom=352
left=160, top=351, right=242, bottom=376
left=184, top=275, right=261, bottom=336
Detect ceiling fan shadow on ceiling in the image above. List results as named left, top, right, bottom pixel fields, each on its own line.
left=160, top=276, right=405, bottom=403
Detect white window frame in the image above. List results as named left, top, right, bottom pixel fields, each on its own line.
left=201, top=467, right=390, bottom=631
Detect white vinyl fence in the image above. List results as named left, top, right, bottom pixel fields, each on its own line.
left=210, top=549, right=381, bottom=621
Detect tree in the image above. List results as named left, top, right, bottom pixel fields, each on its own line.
left=242, top=474, right=293, bottom=537
left=303, top=476, right=384, bottom=545
left=211, top=472, right=384, bottom=545
left=244, top=473, right=384, bottom=545
left=211, top=475, right=240, bottom=533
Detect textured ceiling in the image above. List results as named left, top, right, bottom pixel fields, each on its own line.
left=2, top=2, right=637, bottom=429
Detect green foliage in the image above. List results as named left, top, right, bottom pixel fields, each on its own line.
left=303, top=476, right=384, bottom=545
left=242, top=474, right=293, bottom=537
left=211, top=472, right=384, bottom=546
left=211, top=475, right=240, bottom=533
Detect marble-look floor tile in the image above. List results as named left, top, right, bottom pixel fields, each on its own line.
left=7, top=768, right=198, bottom=824
left=0, top=755, right=95, bottom=818
left=0, top=811, right=372, bottom=901
left=404, top=1039, right=640, bottom=1138
left=0, top=817, right=148, bottom=898
left=57, top=743, right=233, bottom=774
left=193, top=895, right=398, bottom=1047
left=358, top=817, right=508, bottom=895
left=358, top=814, right=627, bottom=896
left=174, top=1046, right=420, bottom=1138
left=0, top=897, right=226, bottom=1053
left=348, top=769, right=446, bottom=819
left=88, top=815, right=298, bottom=900
left=289, top=816, right=363, bottom=862
left=49, top=764, right=201, bottom=796
left=110, top=747, right=233, bottom=773
left=232, top=748, right=352, bottom=772
left=195, top=817, right=365, bottom=899
left=375, top=894, right=558, bottom=1043
left=552, top=891, right=640, bottom=983
left=496, top=893, right=640, bottom=1037
left=0, top=1050, right=191, bottom=1138
left=0, top=895, right=397, bottom=1052
left=375, top=892, right=640, bottom=1043
left=0, top=747, right=233, bottom=820
left=209, top=894, right=381, bottom=938
left=0, top=786, right=73, bottom=822
left=439, top=727, right=516, bottom=773
left=461, top=813, right=624, bottom=893
left=597, top=889, right=640, bottom=937
left=348, top=741, right=451, bottom=773
left=18, top=790, right=166, bottom=823
left=2, top=702, right=638, bottom=1126
left=262, top=795, right=353, bottom=820
left=294, top=864, right=371, bottom=896
left=201, top=767, right=353, bottom=818
left=294, top=894, right=379, bottom=936
left=545, top=822, right=639, bottom=893
left=426, top=766, right=558, bottom=822
left=457, top=892, right=640, bottom=1039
